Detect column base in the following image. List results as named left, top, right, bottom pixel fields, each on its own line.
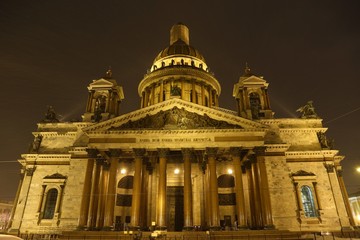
left=264, top=225, right=275, bottom=230
left=76, top=226, right=87, bottom=231
left=128, top=225, right=140, bottom=231
left=237, top=225, right=248, bottom=230
left=183, top=226, right=194, bottom=231
left=209, top=226, right=222, bottom=231
left=156, top=226, right=167, bottom=231
left=102, top=226, right=114, bottom=231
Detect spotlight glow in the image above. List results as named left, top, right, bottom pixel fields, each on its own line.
left=227, top=169, right=233, bottom=174
left=120, top=168, right=127, bottom=174
left=174, top=168, right=180, bottom=174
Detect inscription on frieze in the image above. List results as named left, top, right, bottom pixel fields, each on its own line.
left=138, top=137, right=211, bottom=143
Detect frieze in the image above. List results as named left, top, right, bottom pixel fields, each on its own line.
left=110, top=106, right=243, bottom=130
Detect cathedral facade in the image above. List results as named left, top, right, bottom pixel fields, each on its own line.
left=8, top=23, right=354, bottom=236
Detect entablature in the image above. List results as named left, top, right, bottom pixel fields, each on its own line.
left=86, top=129, right=265, bottom=151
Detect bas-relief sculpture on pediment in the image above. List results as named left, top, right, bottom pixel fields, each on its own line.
left=110, top=106, right=243, bottom=130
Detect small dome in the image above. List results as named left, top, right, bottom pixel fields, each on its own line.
left=153, top=39, right=206, bottom=63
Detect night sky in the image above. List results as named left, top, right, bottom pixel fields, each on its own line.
left=1, top=1, right=359, bottom=201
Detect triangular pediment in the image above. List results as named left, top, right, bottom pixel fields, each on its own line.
left=110, top=106, right=242, bottom=130
left=89, top=78, right=116, bottom=88
left=83, top=98, right=267, bottom=132
left=242, top=75, right=267, bottom=84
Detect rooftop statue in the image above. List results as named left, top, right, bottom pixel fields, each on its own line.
left=43, top=106, right=60, bottom=123
left=296, top=101, right=319, bottom=119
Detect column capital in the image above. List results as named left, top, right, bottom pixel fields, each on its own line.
left=157, top=148, right=169, bottom=158
left=133, top=148, right=146, bottom=158
left=26, top=167, right=36, bottom=176
left=87, top=148, right=99, bottom=158
left=108, top=149, right=122, bottom=158
left=324, top=163, right=334, bottom=173
left=181, top=148, right=193, bottom=157
left=95, top=158, right=105, bottom=165
left=206, top=147, right=218, bottom=157
left=247, top=152, right=257, bottom=164
left=253, top=146, right=267, bottom=156
left=230, top=147, right=242, bottom=157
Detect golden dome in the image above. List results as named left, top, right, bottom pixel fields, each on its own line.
left=153, top=39, right=206, bottom=63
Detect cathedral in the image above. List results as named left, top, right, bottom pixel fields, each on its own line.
left=8, top=23, right=355, bottom=238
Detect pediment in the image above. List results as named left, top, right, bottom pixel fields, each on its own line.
left=110, top=106, right=242, bottom=130
left=44, top=173, right=67, bottom=179
left=83, top=98, right=267, bottom=132
left=291, top=170, right=315, bottom=177
left=242, top=75, right=266, bottom=83
left=89, top=78, right=116, bottom=88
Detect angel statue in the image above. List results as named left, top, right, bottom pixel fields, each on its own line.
left=296, top=101, right=319, bottom=119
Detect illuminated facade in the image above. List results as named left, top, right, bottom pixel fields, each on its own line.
left=8, top=23, right=354, bottom=236
left=349, top=192, right=360, bottom=226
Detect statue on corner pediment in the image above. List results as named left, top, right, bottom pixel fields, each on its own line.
left=43, top=106, right=60, bottom=123
left=296, top=101, right=319, bottom=119
left=317, top=132, right=334, bottom=149
left=30, top=134, right=43, bottom=153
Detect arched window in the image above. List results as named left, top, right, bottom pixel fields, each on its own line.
left=301, top=186, right=317, bottom=217
left=43, top=188, right=58, bottom=219
left=217, top=174, right=235, bottom=188
left=249, top=92, right=261, bottom=119
left=118, top=176, right=134, bottom=189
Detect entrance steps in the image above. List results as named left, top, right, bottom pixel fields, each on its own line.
left=58, top=230, right=360, bottom=240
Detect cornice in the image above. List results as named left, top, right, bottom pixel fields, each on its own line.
left=285, top=150, right=338, bottom=159
left=32, top=132, right=77, bottom=137
left=87, top=128, right=265, bottom=135
left=264, top=144, right=291, bottom=153
left=278, top=128, right=327, bottom=133
left=259, top=118, right=323, bottom=126
left=20, top=154, right=71, bottom=165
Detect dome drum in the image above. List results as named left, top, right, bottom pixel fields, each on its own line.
left=151, top=55, right=209, bottom=73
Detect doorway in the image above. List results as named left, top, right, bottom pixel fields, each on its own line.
left=166, top=186, right=184, bottom=231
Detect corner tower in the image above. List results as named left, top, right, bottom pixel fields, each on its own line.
left=233, top=64, right=273, bottom=120
left=83, top=69, right=124, bottom=122
left=138, top=23, right=221, bottom=108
